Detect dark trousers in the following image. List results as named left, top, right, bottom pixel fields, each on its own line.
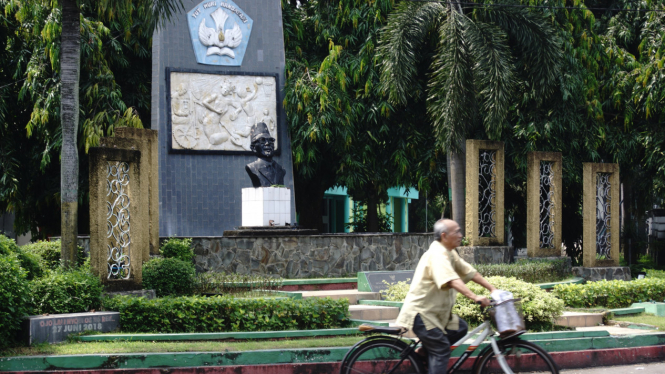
left=412, top=314, right=469, bottom=374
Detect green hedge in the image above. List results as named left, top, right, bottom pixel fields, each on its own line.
left=646, top=269, right=665, bottom=279
left=21, top=240, right=86, bottom=270
left=143, top=258, right=196, bottom=297
left=454, top=276, right=564, bottom=330
left=160, top=238, right=194, bottom=262
left=553, top=278, right=665, bottom=308
left=102, top=295, right=351, bottom=333
left=0, top=235, right=43, bottom=280
left=30, top=267, right=104, bottom=314
left=0, top=254, right=30, bottom=348
left=475, top=259, right=569, bottom=284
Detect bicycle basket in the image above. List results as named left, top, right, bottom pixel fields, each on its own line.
left=489, top=298, right=526, bottom=338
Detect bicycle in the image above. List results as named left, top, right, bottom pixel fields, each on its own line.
left=339, top=300, right=559, bottom=374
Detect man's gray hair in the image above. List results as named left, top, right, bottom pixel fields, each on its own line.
left=433, top=219, right=450, bottom=240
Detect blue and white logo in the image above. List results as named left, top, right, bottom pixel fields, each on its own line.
left=187, top=1, right=253, bottom=66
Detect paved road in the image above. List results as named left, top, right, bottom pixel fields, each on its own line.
left=562, top=362, right=665, bottom=373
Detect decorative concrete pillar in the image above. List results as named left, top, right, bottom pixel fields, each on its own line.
left=527, top=152, right=562, bottom=257
left=583, top=163, right=620, bottom=267
left=89, top=148, right=148, bottom=290
left=113, top=128, right=159, bottom=255
left=465, top=140, right=505, bottom=246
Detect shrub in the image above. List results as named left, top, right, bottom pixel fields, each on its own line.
left=194, top=271, right=283, bottom=296
left=475, top=259, right=570, bottom=284
left=29, top=266, right=103, bottom=314
left=0, top=234, right=20, bottom=255
left=454, top=276, right=564, bottom=330
left=0, top=254, right=31, bottom=348
left=143, top=258, right=196, bottom=297
left=160, top=238, right=194, bottom=262
left=381, top=279, right=411, bottom=301
left=553, top=278, right=665, bottom=309
left=646, top=269, right=665, bottom=279
left=102, top=295, right=350, bottom=333
left=0, top=235, right=43, bottom=279
left=21, top=240, right=86, bottom=270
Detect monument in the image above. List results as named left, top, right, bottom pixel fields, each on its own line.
left=153, top=0, right=295, bottom=236
left=457, top=140, right=512, bottom=264
left=526, top=152, right=563, bottom=258
left=241, top=122, right=291, bottom=226
left=576, top=162, right=630, bottom=281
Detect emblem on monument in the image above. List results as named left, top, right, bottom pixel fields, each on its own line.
left=187, top=1, right=253, bottom=66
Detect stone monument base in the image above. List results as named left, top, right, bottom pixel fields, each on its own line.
left=573, top=266, right=631, bottom=281
left=457, top=246, right=513, bottom=264
left=242, top=187, right=291, bottom=226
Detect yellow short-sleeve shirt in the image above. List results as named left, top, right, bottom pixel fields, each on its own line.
left=395, top=240, right=476, bottom=332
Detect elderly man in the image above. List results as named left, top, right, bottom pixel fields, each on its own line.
left=396, top=219, right=497, bottom=373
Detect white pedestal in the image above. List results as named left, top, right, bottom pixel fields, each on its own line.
left=241, top=187, right=292, bottom=226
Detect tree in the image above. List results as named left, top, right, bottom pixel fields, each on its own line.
left=4, top=0, right=184, bottom=266
left=283, top=0, right=445, bottom=232
left=376, top=0, right=563, bottom=235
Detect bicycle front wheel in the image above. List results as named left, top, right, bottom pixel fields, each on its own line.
left=473, top=339, right=559, bottom=374
left=340, top=336, right=425, bottom=374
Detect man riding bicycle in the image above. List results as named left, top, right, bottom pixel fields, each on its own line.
left=396, top=219, right=498, bottom=373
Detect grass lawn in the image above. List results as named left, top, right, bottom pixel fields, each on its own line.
left=611, top=312, right=665, bottom=329
left=0, top=335, right=367, bottom=357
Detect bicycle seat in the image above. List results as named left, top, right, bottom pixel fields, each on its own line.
left=357, top=324, right=406, bottom=335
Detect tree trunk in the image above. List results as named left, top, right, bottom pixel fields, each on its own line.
left=448, top=145, right=466, bottom=236
left=60, top=0, right=80, bottom=268
left=366, top=193, right=379, bottom=232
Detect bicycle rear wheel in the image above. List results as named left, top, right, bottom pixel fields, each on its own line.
left=473, top=339, right=559, bottom=374
left=340, top=336, right=424, bottom=374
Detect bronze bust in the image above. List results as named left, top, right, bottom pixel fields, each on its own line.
left=245, top=122, right=286, bottom=187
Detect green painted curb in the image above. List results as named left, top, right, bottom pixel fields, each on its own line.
left=357, top=272, right=371, bottom=292
left=358, top=300, right=404, bottom=308
left=609, top=307, right=646, bottom=315
left=78, top=328, right=363, bottom=342
left=631, top=302, right=665, bottom=317
left=538, top=277, right=585, bottom=289
left=0, top=348, right=352, bottom=372
left=282, top=278, right=357, bottom=286
left=76, top=327, right=607, bottom=343
left=3, top=333, right=665, bottom=371
left=349, top=319, right=390, bottom=327
left=520, top=330, right=609, bottom=340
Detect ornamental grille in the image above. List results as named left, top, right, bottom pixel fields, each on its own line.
left=596, top=173, right=612, bottom=259
left=478, top=150, right=497, bottom=238
left=539, top=161, right=555, bottom=248
left=106, top=161, right=131, bottom=279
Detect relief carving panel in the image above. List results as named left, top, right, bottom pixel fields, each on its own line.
left=169, top=71, right=277, bottom=152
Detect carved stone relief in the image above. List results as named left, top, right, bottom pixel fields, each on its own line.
left=169, top=72, right=277, bottom=152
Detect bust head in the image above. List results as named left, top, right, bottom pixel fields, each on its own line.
left=249, top=122, right=275, bottom=159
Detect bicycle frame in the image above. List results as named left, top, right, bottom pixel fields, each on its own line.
left=446, top=320, right=513, bottom=374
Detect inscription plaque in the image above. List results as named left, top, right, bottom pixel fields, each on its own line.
left=22, top=312, right=120, bottom=345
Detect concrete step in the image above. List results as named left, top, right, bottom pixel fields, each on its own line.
left=300, top=289, right=381, bottom=304
left=555, top=312, right=604, bottom=328
left=609, top=307, right=645, bottom=316
left=348, top=305, right=400, bottom=321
